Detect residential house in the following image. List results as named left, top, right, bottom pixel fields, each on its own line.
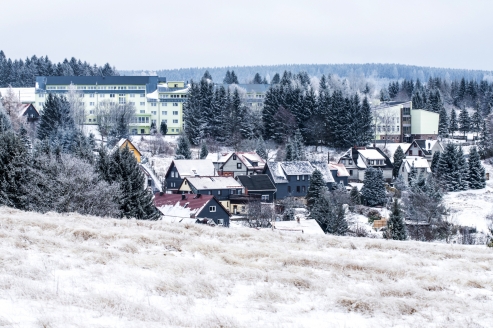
left=310, top=161, right=336, bottom=189
left=263, top=161, right=315, bottom=200
left=206, top=152, right=233, bottom=172
left=164, top=159, right=216, bottom=193
left=405, top=139, right=443, bottom=164
left=140, top=163, right=162, bottom=193
left=18, top=104, right=40, bottom=124
left=339, top=147, right=394, bottom=183
left=177, top=176, right=244, bottom=214
left=115, top=138, right=142, bottom=163
left=217, top=152, right=266, bottom=177
left=398, top=156, right=432, bottom=184
left=328, top=163, right=350, bottom=186
left=236, top=174, right=277, bottom=203
left=154, top=193, right=230, bottom=227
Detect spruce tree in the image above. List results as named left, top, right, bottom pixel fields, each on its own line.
left=252, top=73, right=262, bottom=84
left=438, top=107, right=448, bottom=138
left=176, top=134, right=192, bottom=159
left=306, top=169, right=326, bottom=209
left=0, top=105, right=12, bottom=132
left=408, top=162, right=418, bottom=186
left=326, top=202, right=348, bottom=236
left=349, top=186, right=361, bottom=207
left=467, top=146, right=485, bottom=189
left=256, top=136, right=268, bottom=161
left=110, top=147, right=160, bottom=220
left=458, top=107, right=470, bottom=137
left=449, top=109, right=459, bottom=136
left=392, top=145, right=405, bottom=178
left=309, top=193, right=347, bottom=236
left=471, top=105, right=483, bottom=137
left=199, top=143, right=208, bottom=159
left=160, top=121, right=167, bottom=135
left=284, top=143, right=294, bottom=161
left=430, top=151, right=440, bottom=173
left=387, top=199, right=407, bottom=240
left=202, top=70, right=212, bottom=80
left=361, top=167, right=386, bottom=207
left=293, top=129, right=306, bottom=160
left=223, top=70, right=232, bottom=84
left=271, top=73, right=280, bottom=84
left=457, top=146, right=469, bottom=190
left=37, top=93, right=75, bottom=142
left=358, top=97, right=373, bottom=146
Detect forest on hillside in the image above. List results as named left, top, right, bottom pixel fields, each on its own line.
left=123, top=63, right=493, bottom=85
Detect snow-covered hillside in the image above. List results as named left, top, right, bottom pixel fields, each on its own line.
left=0, top=208, right=492, bottom=327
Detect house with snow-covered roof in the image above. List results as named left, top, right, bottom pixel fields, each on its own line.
left=217, top=152, right=266, bottom=177
left=164, top=159, right=216, bottom=193
left=338, top=147, right=393, bottom=183
left=154, top=193, right=230, bottom=226
left=113, top=138, right=143, bottom=163
left=405, top=139, right=443, bottom=164
left=398, top=156, right=431, bottom=184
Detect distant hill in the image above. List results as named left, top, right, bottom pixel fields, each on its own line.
left=122, top=63, right=493, bottom=83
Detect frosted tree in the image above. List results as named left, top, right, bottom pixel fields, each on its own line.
left=255, top=136, right=267, bottom=160
left=284, top=143, right=294, bottom=161
left=458, top=107, right=470, bottom=137
left=349, top=186, right=361, bottom=208
left=430, top=151, right=440, bottom=172
left=176, top=134, right=192, bottom=159
left=457, top=146, right=469, bottom=190
left=467, top=146, right=486, bottom=189
left=160, top=121, right=167, bottom=135
left=392, top=145, right=405, bottom=178
left=306, top=169, right=326, bottom=209
left=361, top=167, right=386, bottom=206
left=449, top=109, right=459, bottom=136
left=438, top=107, right=448, bottom=138
left=199, top=143, right=208, bottom=159
left=386, top=199, right=407, bottom=240
left=309, top=192, right=348, bottom=236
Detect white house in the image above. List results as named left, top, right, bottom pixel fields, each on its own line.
left=398, top=156, right=431, bottom=184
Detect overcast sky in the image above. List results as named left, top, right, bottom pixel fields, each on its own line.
left=2, top=0, right=492, bottom=71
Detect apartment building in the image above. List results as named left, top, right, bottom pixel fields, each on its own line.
left=34, top=76, right=187, bottom=135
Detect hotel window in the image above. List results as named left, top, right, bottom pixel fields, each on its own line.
left=173, top=103, right=178, bottom=106
left=89, top=102, right=95, bottom=106
left=162, top=119, right=167, bottom=123
left=89, top=110, right=94, bottom=114
left=173, top=119, right=178, bottom=123
left=173, top=111, right=178, bottom=115
left=39, top=102, right=43, bottom=106
left=89, top=94, right=95, bottom=98
left=79, top=94, right=84, bottom=98
left=163, top=103, right=168, bottom=106
left=151, top=111, right=157, bottom=115
left=129, top=102, right=135, bottom=105
left=100, top=94, right=105, bottom=98
left=130, top=94, right=135, bottom=98
left=140, top=110, right=145, bottom=114
left=140, top=102, right=145, bottom=106
left=119, top=97, right=126, bottom=104
left=162, top=111, right=168, bottom=115
left=151, top=103, right=157, bottom=107
left=110, top=94, right=115, bottom=98
left=140, top=94, right=145, bottom=97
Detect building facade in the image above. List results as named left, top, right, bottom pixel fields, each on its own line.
left=35, top=76, right=187, bottom=135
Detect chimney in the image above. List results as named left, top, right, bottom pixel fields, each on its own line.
left=327, top=151, right=330, bottom=164
left=159, top=191, right=163, bottom=196
left=181, top=194, right=186, bottom=200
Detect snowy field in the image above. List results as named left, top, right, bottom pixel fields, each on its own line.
left=0, top=208, right=492, bottom=327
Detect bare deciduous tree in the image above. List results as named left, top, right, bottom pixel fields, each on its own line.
left=66, top=83, right=86, bottom=128
left=1, top=86, right=23, bottom=131
left=94, top=100, right=136, bottom=144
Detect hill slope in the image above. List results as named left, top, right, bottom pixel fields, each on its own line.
left=0, top=207, right=492, bottom=327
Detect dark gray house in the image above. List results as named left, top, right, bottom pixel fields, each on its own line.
left=263, top=161, right=315, bottom=200
left=164, top=160, right=216, bottom=193
left=236, top=174, right=277, bottom=203
left=154, top=193, right=231, bottom=227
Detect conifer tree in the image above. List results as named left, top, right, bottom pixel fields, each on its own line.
left=458, top=107, right=470, bottom=137
left=252, top=73, right=262, bottom=84
left=457, top=146, right=469, bottom=190
left=309, top=192, right=348, bottom=235
left=110, top=147, right=160, bottom=220
left=358, top=97, right=374, bottom=146
left=387, top=199, right=407, bottom=240
left=160, top=121, right=167, bottom=136
left=361, top=167, right=386, bottom=206
left=223, top=70, right=232, bottom=84
left=471, top=104, right=483, bottom=137
left=349, top=186, right=361, bottom=206
left=199, top=143, right=208, bottom=159
left=326, top=202, right=348, bottom=236
left=230, top=71, right=239, bottom=84
left=293, top=129, right=306, bottom=160
left=176, top=134, right=192, bottom=159
left=37, top=93, right=75, bottom=141
left=271, top=73, right=280, bottom=84
left=256, top=136, right=267, bottom=160
left=467, top=146, right=486, bottom=189
left=202, top=70, right=212, bottom=80
left=478, top=120, right=491, bottom=159
left=430, top=151, right=440, bottom=173
left=392, top=145, right=405, bottom=178
left=408, top=162, right=418, bottom=186
left=449, top=109, right=459, bottom=136
left=284, top=143, right=294, bottom=161
left=0, top=104, right=12, bottom=133
left=438, top=107, right=449, bottom=137
left=306, top=169, right=326, bottom=209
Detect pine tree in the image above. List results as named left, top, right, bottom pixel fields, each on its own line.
left=0, top=104, right=12, bottom=133
left=306, top=169, right=326, bottom=209
left=471, top=104, right=483, bottom=137
left=361, top=167, right=386, bottom=207
left=467, top=146, right=486, bottom=189
left=37, top=93, right=75, bottom=142
left=309, top=192, right=348, bottom=236
left=449, top=109, right=459, bottom=136
left=202, top=70, right=212, bottom=80
left=256, top=136, right=267, bottom=160
left=438, top=107, right=449, bottom=137
left=160, top=121, right=167, bottom=135
left=176, top=134, right=192, bottom=159
left=271, top=73, right=280, bottom=84
left=223, top=70, right=232, bottom=84
left=387, top=199, right=407, bottom=240
left=358, top=97, right=373, bottom=146
left=458, top=107, right=470, bottom=137
left=392, top=145, right=405, bottom=178
left=284, top=143, right=294, bottom=161
left=349, top=186, right=361, bottom=206
left=252, top=73, right=262, bottom=84
left=293, top=129, right=306, bottom=160
left=457, top=146, right=469, bottom=190
left=430, top=151, right=440, bottom=172
left=110, top=147, right=160, bottom=220
left=199, top=143, right=208, bottom=159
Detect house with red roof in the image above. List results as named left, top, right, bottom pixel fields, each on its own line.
left=154, top=193, right=231, bottom=227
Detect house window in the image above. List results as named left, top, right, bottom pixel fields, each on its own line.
left=408, top=150, right=413, bottom=156
left=208, top=191, right=212, bottom=195
left=173, top=111, right=178, bottom=115
left=233, top=154, right=237, bottom=160
left=218, top=190, right=222, bottom=195
left=297, top=175, right=300, bottom=181
left=296, top=186, right=301, bottom=193
left=89, top=110, right=94, bottom=114
left=217, top=219, right=224, bottom=225
left=418, top=150, right=422, bottom=156
left=349, top=169, right=353, bottom=175
left=209, top=206, right=216, bottom=212
left=261, top=195, right=269, bottom=201
left=349, top=160, right=353, bottom=165
left=288, top=186, right=291, bottom=193
left=302, top=175, right=305, bottom=181
left=302, top=186, right=306, bottom=192
left=237, top=163, right=242, bottom=169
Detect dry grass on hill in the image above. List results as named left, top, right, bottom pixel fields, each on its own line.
left=0, top=207, right=492, bottom=327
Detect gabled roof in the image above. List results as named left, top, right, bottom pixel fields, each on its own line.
left=222, top=152, right=266, bottom=170
left=407, top=140, right=443, bottom=156
left=183, top=176, right=242, bottom=190
left=328, top=163, right=350, bottom=177
left=265, top=161, right=315, bottom=184
left=140, top=163, right=162, bottom=192
left=339, top=147, right=393, bottom=170
left=154, top=193, right=230, bottom=217
left=167, top=160, right=216, bottom=177
left=401, top=157, right=431, bottom=173
left=18, top=103, right=39, bottom=117
left=206, top=152, right=233, bottom=164
left=115, top=138, right=142, bottom=156
left=310, top=162, right=336, bottom=183
left=236, top=174, right=276, bottom=191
